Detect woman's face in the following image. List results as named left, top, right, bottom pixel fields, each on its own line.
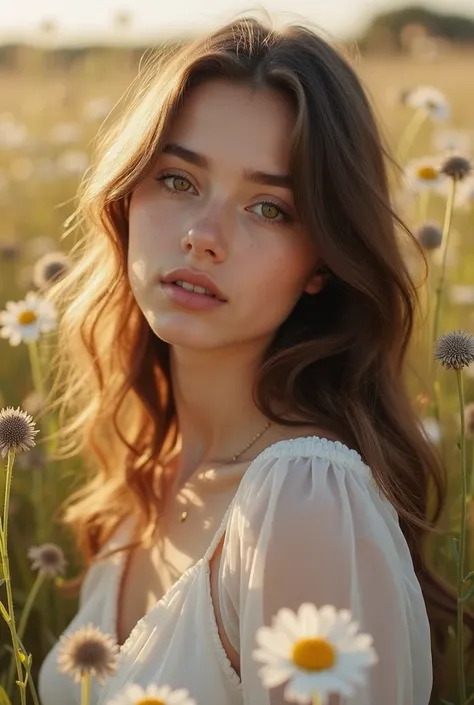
left=128, top=78, right=323, bottom=350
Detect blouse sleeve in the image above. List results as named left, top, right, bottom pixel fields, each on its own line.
left=217, top=450, right=433, bottom=705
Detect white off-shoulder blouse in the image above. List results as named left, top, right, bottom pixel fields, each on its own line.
left=38, top=437, right=433, bottom=705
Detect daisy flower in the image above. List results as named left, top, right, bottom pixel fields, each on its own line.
left=0, top=291, right=57, bottom=346
left=57, top=623, right=119, bottom=684
left=253, top=603, right=378, bottom=704
left=406, top=85, right=450, bottom=121
left=28, top=543, right=67, bottom=578
left=106, top=683, right=197, bottom=705
left=404, top=156, right=447, bottom=193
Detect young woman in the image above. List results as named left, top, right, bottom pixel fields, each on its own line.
left=38, top=14, right=471, bottom=705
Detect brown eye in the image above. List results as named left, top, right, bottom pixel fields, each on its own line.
left=169, top=176, right=192, bottom=192
left=155, top=173, right=196, bottom=194
left=249, top=201, right=290, bottom=223
left=261, top=203, right=280, bottom=220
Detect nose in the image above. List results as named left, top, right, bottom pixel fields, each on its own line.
left=181, top=216, right=226, bottom=262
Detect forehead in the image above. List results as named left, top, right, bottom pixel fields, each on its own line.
left=164, top=78, right=296, bottom=171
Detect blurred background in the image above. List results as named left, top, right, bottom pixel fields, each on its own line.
left=1, top=0, right=474, bottom=700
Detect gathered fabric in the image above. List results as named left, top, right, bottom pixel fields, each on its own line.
left=38, top=436, right=432, bottom=705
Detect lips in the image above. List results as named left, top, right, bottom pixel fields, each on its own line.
left=160, top=267, right=227, bottom=301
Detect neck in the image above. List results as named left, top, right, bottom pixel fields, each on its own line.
left=169, top=339, right=271, bottom=482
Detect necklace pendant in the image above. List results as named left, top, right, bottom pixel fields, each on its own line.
left=180, top=511, right=188, bottom=522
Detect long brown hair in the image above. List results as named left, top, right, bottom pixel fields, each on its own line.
left=45, top=14, right=473, bottom=700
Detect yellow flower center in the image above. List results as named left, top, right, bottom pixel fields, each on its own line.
left=416, top=166, right=438, bottom=181
left=292, top=637, right=336, bottom=671
left=17, top=310, right=37, bottom=325
left=135, top=699, right=166, bottom=705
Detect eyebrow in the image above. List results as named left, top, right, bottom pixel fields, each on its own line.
left=161, top=142, right=292, bottom=190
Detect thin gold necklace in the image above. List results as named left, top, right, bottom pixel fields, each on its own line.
left=179, top=419, right=272, bottom=522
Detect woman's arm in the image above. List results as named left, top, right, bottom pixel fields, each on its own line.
left=215, top=452, right=433, bottom=705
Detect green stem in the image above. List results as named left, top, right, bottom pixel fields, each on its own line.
left=1, top=450, right=26, bottom=704
left=456, top=368, right=467, bottom=704
left=470, top=438, right=474, bottom=500
left=81, top=673, right=91, bottom=705
left=431, top=178, right=457, bottom=422
left=397, top=108, right=428, bottom=162
left=312, top=693, right=322, bottom=705
left=27, top=670, right=40, bottom=705
left=6, top=571, right=46, bottom=689
left=27, top=341, right=45, bottom=399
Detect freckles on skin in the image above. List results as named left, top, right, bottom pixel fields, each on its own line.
left=127, top=79, right=322, bottom=349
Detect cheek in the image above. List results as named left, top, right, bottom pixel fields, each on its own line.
left=240, top=246, right=310, bottom=322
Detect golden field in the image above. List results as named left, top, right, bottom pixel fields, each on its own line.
left=0, top=40, right=474, bottom=703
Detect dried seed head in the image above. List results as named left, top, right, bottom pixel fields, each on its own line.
left=440, top=154, right=472, bottom=181
left=0, top=406, right=38, bottom=458
left=0, top=242, right=21, bottom=261
left=415, top=222, right=443, bottom=250
left=28, top=543, right=67, bottom=578
left=434, top=331, right=474, bottom=370
left=57, top=623, right=119, bottom=684
left=32, top=251, right=70, bottom=289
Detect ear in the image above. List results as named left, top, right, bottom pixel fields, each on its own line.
left=304, top=268, right=327, bottom=295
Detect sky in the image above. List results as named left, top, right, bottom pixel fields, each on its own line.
left=1, top=0, right=474, bottom=44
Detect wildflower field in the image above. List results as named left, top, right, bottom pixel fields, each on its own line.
left=1, top=39, right=474, bottom=705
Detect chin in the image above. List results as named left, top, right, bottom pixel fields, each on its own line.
left=148, top=319, right=227, bottom=351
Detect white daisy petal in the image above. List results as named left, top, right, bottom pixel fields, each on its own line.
left=252, top=647, right=288, bottom=666
left=337, top=646, right=378, bottom=669
left=121, top=683, right=146, bottom=702
left=9, top=331, right=22, bottom=346
left=328, top=613, right=357, bottom=643
left=168, top=687, right=194, bottom=704
left=284, top=677, right=318, bottom=704
left=0, top=326, right=13, bottom=338
left=315, top=605, right=338, bottom=637
left=259, top=663, right=295, bottom=688
left=256, top=627, right=293, bottom=658
left=25, top=291, right=39, bottom=305
left=297, top=603, right=321, bottom=636
left=274, top=607, right=302, bottom=640
left=253, top=603, right=378, bottom=702
left=0, top=312, right=13, bottom=325
left=5, top=301, right=20, bottom=313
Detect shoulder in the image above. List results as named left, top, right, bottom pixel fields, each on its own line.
left=231, top=431, right=396, bottom=538
left=242, top=430, right=373, bottom=490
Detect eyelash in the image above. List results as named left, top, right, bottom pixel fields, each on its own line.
left=154, top=172, right=293, bottom=226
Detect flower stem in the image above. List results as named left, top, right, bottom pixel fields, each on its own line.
left=1, top=450, right=26, bottom=704
left=431, top=178, right=457, bottom=422
left=6, top=571, right=46, bottom=689
left=27, top=340, right=45, bottom=399
left=456, top=368, right=468, bottom=704
left=81, top=673, right=91, bottom=705
left=397, top=108, right=428, bottom=162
